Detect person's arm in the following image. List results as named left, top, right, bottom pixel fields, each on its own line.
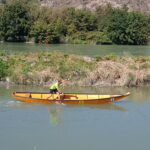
left=57, top=88, right=62, bottom=94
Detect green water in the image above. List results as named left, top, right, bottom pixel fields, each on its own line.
left=0, top=42, right=150, bottom=56
left=0, top=85, right=150, bottom=150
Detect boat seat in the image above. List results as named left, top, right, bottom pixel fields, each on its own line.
left=25, top=93, right=32, bottom=98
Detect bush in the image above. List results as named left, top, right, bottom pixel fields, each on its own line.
left=66, top=31, right=112, bottom=44
left=94, top=56, right=103, bottom=62
left=0, top=59, right=8, bottom=80
left=86, top=31, right=112, bottom=44
left=104, top=7, right=150, bottom=45
left=0, top=0, right=31, bottom=42
left=30, top=21, right=61, bottom=43
left=104, top=54, right=118, bottom=61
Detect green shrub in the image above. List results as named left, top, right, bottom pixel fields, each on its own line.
left=0, top=51, right=7, bottom=56
left=94, top=56, right=102, bottom=62
left=140, top=63, right=150, bottom=69
left=104, top=54, right=118, bottom=61
left=66, top=31, right=112, bottom=44
left=86, top=31, right=112, bottom=44
left=0, top=59, right=8, bottom=80
left=22, top=62, right=31, bottom=75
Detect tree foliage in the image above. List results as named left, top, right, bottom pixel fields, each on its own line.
left=0, top=0, right=31, bottom=42
left=0, top=1, right=150, bottom=45
left=126, top=12, right=150, bottom=45
left=63, top=8, right=97, bottom=33
left=103, top=6, right=150, bottom=45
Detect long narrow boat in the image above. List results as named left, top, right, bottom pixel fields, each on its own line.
left=12, top=92, right=130, bottom=104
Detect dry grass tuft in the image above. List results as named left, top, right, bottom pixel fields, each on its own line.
left=80, top=59, right=150, bottom=87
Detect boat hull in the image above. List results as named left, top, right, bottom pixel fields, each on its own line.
left=12, top=92, right=130, bottom=104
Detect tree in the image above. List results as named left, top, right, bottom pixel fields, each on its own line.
left=63, top=8, right=97, bottom=34
left=125, top=11, right=150, bottom=45
left=30, top=20, right=48, bottom=43
left=73, top=9, right=97, bottom=32
left=104, top=7, right=129, bottom=44
left=0, top=0, right=31, bottom=42
left=102, top=6, right=150, bottom=45
left=96, top=4, right=113, bottom=32
left=30, top=20, right=61, bottom=44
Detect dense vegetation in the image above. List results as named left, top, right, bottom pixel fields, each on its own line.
left=0, top=0, right=150, bottom=45
left=0, top=52, right=150, bottom=86
left=0, top=58, right=8, bottom=80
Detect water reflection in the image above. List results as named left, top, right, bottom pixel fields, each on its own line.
left=46, top=102, right=128, bottom=126
left=48, top=104, right=61, bottom=126
left=67, top=103, right=128, bottom=112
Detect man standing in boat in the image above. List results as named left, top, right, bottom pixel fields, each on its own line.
left=47, top=80, right=63, bottom=99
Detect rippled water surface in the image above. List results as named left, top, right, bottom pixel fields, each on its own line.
left=0, top=85, right=150, bottom=150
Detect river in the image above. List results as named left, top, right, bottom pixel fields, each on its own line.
left=0, top=42, right=150, bottom=56
left=0, top=85, right=150, bottom=150
left=0, top=43, right=150, bottom=150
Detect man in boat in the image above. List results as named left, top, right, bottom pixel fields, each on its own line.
left=47, top=80, right=63, bottom=100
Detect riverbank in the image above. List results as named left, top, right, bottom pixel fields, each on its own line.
left=0, top=52, right=150, bottom=87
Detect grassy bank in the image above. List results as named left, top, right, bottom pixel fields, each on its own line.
left=0, top=52, right=150, bottom=87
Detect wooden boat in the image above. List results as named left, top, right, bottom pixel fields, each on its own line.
left=12, top=92, right=130, bottom=104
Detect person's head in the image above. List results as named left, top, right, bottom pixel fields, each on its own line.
left=57, top=80, right=62, bottom=85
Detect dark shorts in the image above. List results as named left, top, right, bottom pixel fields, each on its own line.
left=50, top=89, right=58, bottom=94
